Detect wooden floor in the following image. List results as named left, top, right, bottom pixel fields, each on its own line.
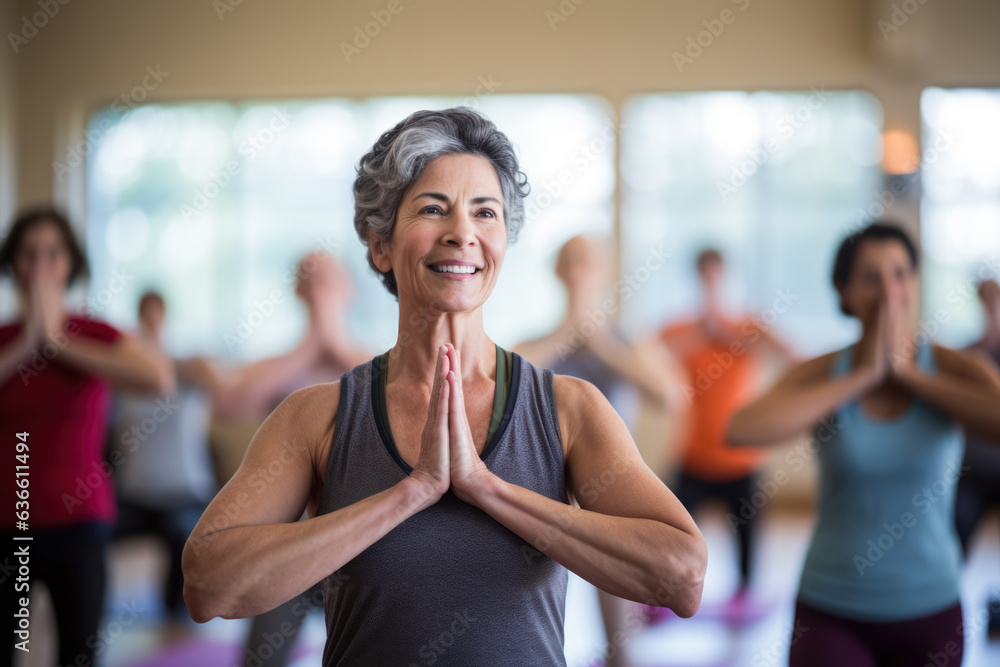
left=14, top=511, right=1000, bottom=667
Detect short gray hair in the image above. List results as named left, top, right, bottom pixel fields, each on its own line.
left=353, top=107, right=530, bottom=298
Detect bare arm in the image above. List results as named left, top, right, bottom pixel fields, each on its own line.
left=53, top=330, right=174, bottom=395
left=893, top=346, right=1000, bottom=441
left=193, top=341, right=321, bottom=418
left=585, top=332, right=674, bottom=409
left=455, top=375, right=706, bottom=617
left=726, top=351, right=877, bottom=446
left=183, top=347, right=455, bottom=622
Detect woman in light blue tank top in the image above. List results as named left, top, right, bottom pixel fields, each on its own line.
left=728, top=223, right=1000, bottom=665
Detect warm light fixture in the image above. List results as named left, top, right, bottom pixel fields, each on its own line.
left=881, top=130, right=921, bottom=174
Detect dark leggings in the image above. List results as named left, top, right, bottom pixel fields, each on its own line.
left=113, top=498, right=204, bottom=615
left=954, top=466, right=1000, bottom=556
left=789, top=599, right=964, bottom=667
left=0, top=522, right=109, bottom=667
left=672, top=471, right=755, bottom=586
left=242, top=583, right=324, bottom=667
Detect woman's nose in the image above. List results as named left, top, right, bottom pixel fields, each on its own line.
left=441, top=211, right=476, bottom=246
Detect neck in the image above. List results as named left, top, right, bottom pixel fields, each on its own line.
left=140, top=329, right=162, bottom=348
left=390, top=299, right=494, bottom=385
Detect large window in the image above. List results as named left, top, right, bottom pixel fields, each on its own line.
left=85, top=96, right=616, bottom=359
left=619, top=91, right=884, bottom=355
left=920, top=88, right=1000, bottom=347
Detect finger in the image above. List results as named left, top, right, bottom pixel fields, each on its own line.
left=447, top=370, right=463, bottom=439
left=437, top=374, right=450, bottom=436
left=447, top=369, right=475, bottom=444
left=428, top=345, right=447, bottom=410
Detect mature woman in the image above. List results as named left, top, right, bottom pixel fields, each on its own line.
left=182, top=107, right=707, bottom=665
left=0, top=207, right=172, bottom=666
left=728, top=223, right=1000, bottom=665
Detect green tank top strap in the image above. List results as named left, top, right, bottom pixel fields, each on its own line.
left=376, top=343, right=512, bottom=450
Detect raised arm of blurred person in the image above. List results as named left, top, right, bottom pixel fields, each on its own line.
left=1, top=271, right=173, bottom=394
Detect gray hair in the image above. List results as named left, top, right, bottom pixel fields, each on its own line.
left=353, top=106, right=530, bottom=298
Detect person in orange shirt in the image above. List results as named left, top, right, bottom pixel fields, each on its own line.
left=659, top=248, right=795, bottom=606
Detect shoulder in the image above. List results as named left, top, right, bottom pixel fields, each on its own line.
left=268, top=380, right=342, bottom=475
left=551, top=373, right=618, bottom=457
left=67, top=315, right=122, bottom=342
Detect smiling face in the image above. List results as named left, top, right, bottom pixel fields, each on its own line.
left=370, top=153, right=507, bottom=313
left=838, top=238, right=918, bottom=326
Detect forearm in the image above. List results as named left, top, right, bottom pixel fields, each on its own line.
left=183, top=476, right=429, bottom=621
left=728, top=368, right=874, bottom=445
left=588, top=337, right=671, bottom=408
left=896, top=368, right=1000, bottom=440
left=58, top=337, right=171, bottom=393
left=214, top=350, right=315, bottom=417
left=467, top=477, right=706, bottom=617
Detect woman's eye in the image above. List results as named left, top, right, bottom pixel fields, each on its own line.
left=422, top=206, right=443, bottom=215
left=477, top=209, right=496, bottom=219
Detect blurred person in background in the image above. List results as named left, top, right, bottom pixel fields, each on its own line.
left=514, top=234, right=678, bottom=667
left=955, top=278, right=1000, bottom=639
left=110, top=290, right=217, bottom=621
left=0, top=207, right=172, bottom=666
left=182, top=251, right=370, bottom=667
left=657, top=248, right=795, bottom=614
left=728, top=223, right=1000, bottom=665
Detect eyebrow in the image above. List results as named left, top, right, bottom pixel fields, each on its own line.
left=410, top=192, right=502, bottom=206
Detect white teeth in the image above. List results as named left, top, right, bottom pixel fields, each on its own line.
left=431, top=264, right=477, bottom=274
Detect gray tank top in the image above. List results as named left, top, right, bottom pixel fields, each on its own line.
left=316, top=352, right=569, bottom=666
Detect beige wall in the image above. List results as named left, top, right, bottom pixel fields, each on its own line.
left=0, top=0, right=17, bottom=227
left=7, top=0, right=1000, bottom=222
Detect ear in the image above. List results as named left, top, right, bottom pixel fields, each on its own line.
left=369, top=231, right=392, bottom=274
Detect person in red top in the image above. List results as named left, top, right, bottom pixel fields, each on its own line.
left=658, top=248, right=795, bottom=610
left=0, top=207, right=171, bottom=666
